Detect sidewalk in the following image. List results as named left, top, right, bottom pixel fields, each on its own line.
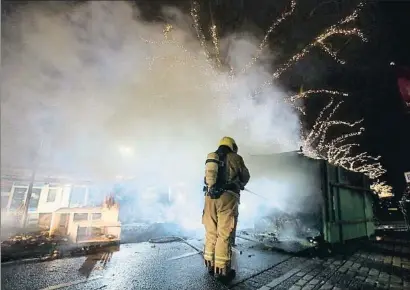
left=231, top=237, right=410, bottom=290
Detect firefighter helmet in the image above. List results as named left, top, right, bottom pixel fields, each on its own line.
left=219, top=137, right=237, bottom=152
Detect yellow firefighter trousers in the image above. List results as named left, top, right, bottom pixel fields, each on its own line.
left=231, top=212, right=238, bottom=246
left=202, top=191, right=238, bottom=269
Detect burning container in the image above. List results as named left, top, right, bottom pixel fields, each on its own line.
left=49, top=198, right=121, bottom=245
left=246, top=151, right=375, bottom=245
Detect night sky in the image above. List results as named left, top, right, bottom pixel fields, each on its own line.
left=2, top=0, right=409, bottom=195
left=213, top=0, right=410, bottom=196
left=362, top=1, right=410, bottom=197
left=135, top=0, right=410, bottom=196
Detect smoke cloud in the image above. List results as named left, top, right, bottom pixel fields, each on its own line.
left=1, top=1, right=304, bottom=234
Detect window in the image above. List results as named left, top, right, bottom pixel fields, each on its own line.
left=92, top=213, right=102, bottom=220
left=29, top=188, right=41, bottom=211
left=73, top=213, right=88, bottom=221
left=14, top=182, right=29, bottom=187
left=47, top=189, right=57, bottom=202
left=69, top=186, right=86, bottom=207
left=10, top=187, right=27, bottom=210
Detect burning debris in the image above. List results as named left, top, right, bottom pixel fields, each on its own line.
left=1, top=230, right=68, bottom=262
left=253, top=210, right=321, bottom=239
left=239, top=210, right=322, bottom=251
left=1, top=230, right=65, bottom=247
left=1, top=194, right=121, bottom=262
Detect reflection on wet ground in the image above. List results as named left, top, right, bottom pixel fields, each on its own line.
left=78, top=246, right=117, bottom=278
left=1, top=239, right=291, bottom=290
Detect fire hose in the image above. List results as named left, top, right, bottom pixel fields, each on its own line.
left=148, top=236, right=244, bottom=260
left=243, top=188, right=268, bottom=200
left=148, top=236, right=203, bottom=253
left=147, top=188, right=267, bottom=257
left=147, top=187, right=267, bottom=247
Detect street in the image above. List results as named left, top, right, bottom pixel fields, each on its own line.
left=1, top=237, right=291, bottom=290
left=2, top=234, right=410, bottom=289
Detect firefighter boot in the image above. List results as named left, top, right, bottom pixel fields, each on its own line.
left=214, top=266, right=236, bottom=282
left=204, top=260, right=214, bottom=275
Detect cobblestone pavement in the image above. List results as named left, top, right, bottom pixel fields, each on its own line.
left=230, top=239, right=410, bottom=290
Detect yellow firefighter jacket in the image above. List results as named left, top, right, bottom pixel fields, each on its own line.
left=205, top=146, right=250, bottom=196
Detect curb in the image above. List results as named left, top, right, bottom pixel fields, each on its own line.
left=1, top=256, right=52, bottom=266
left=227, top=237, right=315, bottom=288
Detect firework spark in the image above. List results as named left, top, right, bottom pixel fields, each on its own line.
left=275, top=2, right=367, bottom=77
left=287, top=89, right=349, bottom=102
left=285, top=89, right=349, bottom=114
left=210, top=24, right=222, bottom=68
left=252, top=1, right=366, bottom=95
left=241, top=0, right=297, bottom=74
left=208, top=2, right=222, bottom=68
left=150, top=1, right=389, bottom=187
left=190, top=1, right=212, bottom=61
left=190, top=0, right=390, bottom=188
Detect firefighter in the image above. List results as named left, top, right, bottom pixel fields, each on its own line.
left=202, top=136, right=250, bottom=280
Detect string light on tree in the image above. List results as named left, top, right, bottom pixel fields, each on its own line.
left=301, top=99, right=386, bottom=181
left=371, top=181, right=393, bottom=197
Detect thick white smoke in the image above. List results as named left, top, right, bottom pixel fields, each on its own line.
left=1, top=2, right=302, bottom=234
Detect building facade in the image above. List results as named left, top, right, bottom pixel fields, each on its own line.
left=1, top=167, right=99, bottom=228
left=1, top=167, right=198, bottom=228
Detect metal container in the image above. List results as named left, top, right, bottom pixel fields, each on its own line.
left=246, top=151, right=375, bottom=244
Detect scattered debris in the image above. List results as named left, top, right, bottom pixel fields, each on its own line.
left=1, top=230, right=90, bottom=262
left=1, top=230, right=69, bottom=260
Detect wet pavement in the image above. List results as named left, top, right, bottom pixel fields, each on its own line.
left=1, top=238, right=291, bottom=290
left=232, top=237, right=410, bottom=290
left=4, top=234, right=409, bottom=290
